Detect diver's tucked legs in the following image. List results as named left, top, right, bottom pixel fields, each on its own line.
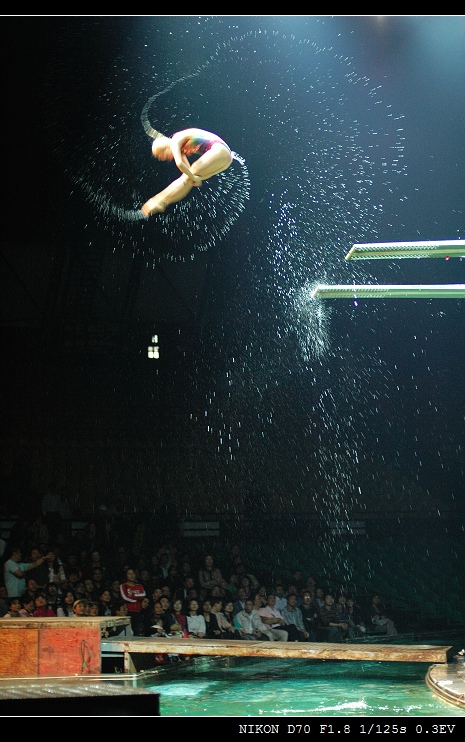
left=141, top=175, right=195, bottom=217
left=141, top=145, right=232, bottom=217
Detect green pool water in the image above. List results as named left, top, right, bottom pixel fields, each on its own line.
left=134, top=650, right=465, bottom=717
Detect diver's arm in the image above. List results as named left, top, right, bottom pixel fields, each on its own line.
left=171, top=137, right=202, bottom=183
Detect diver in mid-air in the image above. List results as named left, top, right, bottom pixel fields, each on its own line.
left=141, top=128, right=233, bottom=217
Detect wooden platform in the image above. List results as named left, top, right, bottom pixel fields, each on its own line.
left=426, top=661, right=465, bottom=709
left=101, top=635, right=452, bottom=674
left=0, top=617, right=130, bottom=677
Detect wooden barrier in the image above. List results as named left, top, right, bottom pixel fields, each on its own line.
left=101, top=635, right=452, bottom=674
left=0, top=617, right=130, bottom=677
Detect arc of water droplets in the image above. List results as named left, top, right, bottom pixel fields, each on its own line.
left=78, top=65, right=250, bottom=255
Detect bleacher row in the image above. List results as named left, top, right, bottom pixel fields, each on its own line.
left=237, top=533, right=465, bottom=630
left=1, top=514, right=463, bottom=630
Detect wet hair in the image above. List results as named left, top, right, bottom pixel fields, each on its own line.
left=152, top=136, right=173, bottom=160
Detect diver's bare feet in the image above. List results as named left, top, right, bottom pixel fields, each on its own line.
left=141, top=198, right=166, bottom=217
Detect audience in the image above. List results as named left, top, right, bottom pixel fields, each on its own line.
left=369, top=592, right=398, bottom=636
left=258, top=592, right=293, bottom=641
left=198, top=554, right=223, bottom=601
left=233, top=587, right=247, bottom=615
left=26, top=548, right=50, bottom=588
left=110, top=600, right=134, bottom=636
left=201, top=598, right=222, bottom=639
left=73, top=598, right=89, bottom=617
left=23, top=577, right=39, bottom=602
left=97, top=588, right=114, bottom=617
left=186, top=599, right=206, bottom=638
left=87, top=601, right=99, bottom=616
left=299, top=590, right=319, bottom=640
left=163, top=598, right=184, bottom=635
left=45, top=582, right=60, bottom=614
left=119, top=567, right=146, bottom=636
left=1, top=519, right=409, bottom=651
left=281, top=593, right=308, bottom=642
left=3, top=596, right=22, bottom=618
left=274, top=583, right=288, bottom=613
left=32, top=590, right=56, bottom=617
left=171, top=598, right=187, bottom=634
left=346, top=597, right=367, bottom=637
left=211, top=598, right=237, bottom=639
left=19, top=593, right=35, bottom=617
left=235, top=598, right=275, bottom=641
left=150, top=600, right=167, bottom=636
left=317, top=593, right=349, bottom=642
left=57, top=589, right=76, bottom=617
left=3, top=546, right=49, bottom=597
left=223, top=599, right=242, bottom=637
left=44, top=549, right=67, bottom=590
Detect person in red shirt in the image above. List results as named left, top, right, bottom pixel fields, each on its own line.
left=119, top=567, right=146, bottom=635
left=32, top=590, right=56, bottom=617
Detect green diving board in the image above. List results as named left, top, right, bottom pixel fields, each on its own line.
left=310, top=284, right=465, bottom=300
left=345, top=240, right=465, bottom=261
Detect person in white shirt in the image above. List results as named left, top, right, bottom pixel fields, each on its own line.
left=274, top=583, right=288, bottom=613
left=3, top=546, right=48, bottom=597
left=235, top=599, right=275, bottom=641
left=186, top=599, right=206, bottom=638
left=258, top=593, right=290, bottom=641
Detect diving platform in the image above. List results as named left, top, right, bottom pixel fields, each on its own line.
left=345, top=240, right=465, bottom=261
left=315, top=238, right=465, bottom=301
left=310, top=284, right=465, bottom=300
left=101, top=635, right=452, bottom=674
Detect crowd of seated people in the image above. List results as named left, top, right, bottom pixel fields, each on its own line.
left=1, top=525, right=398, bottom=642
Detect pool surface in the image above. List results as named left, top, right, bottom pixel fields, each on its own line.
left=137, top=652, right=465, bottom=717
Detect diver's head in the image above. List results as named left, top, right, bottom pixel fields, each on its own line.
left=152, top=135, right=173, bottom=161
